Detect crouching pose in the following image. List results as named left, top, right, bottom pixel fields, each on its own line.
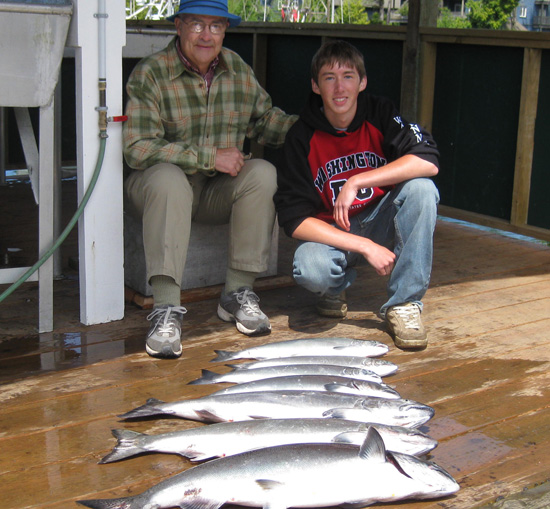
left=274, top=40, right=440, bottom=350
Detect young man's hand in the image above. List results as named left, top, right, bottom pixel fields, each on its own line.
left=361, top=241, right=396, bottom=276
left=333, top=181, right=358, bottom=231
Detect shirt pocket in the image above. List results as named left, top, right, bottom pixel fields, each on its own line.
left=161, top=116, right=193, bottom=143
left=205, top=110, right=247, bottom=147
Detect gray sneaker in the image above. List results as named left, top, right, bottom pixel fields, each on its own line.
left=316, top=291, right=347, bottom=318
left=145, top=305, right=187, bottom=358
left=217, top=287, right=271, bottom=336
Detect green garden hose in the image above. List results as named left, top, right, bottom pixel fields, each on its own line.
left=0, top=136, right=106, bottom=303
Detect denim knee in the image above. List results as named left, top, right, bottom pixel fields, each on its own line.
left=293, top=242, right=350, bottom=295
left=396, top=178, right=440, bottom=208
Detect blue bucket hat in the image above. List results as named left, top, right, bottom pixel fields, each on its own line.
left=167, top=0, right=241, bottom=27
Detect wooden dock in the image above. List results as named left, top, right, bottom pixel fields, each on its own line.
left=1, top=184, right=549, bottom=507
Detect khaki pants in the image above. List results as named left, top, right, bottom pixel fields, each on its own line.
left=124, top=159, right=277, bottom=287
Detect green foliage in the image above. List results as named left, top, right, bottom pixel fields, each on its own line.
left=335, top=0, right=369, bottom=25
left=438, top=7, right=472, bottom=28
left=369, top=12, right=383, bottom=24
left=466, top=0, right=520, bottom=29
left=303, top=0, right=330, bottom=23
left=229, top=0, right=264, bottom=21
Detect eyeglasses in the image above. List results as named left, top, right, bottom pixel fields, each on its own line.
left=183, top=19, right=227, bottom=35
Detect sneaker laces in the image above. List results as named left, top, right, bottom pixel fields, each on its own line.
left=235, top=289, right=262, bottom=316
left=147, top=306, right=187, bottom=336
left=391, top=304, right=421, bottom=330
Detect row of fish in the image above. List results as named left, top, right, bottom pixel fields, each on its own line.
left=78, top=336, right=459, bottom=508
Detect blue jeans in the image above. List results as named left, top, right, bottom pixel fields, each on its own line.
left=292, top=178, right=440, bottom=317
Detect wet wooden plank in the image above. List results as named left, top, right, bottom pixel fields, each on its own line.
left=1, top=216, right=550, bottom=508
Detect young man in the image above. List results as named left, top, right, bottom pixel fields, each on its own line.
left=123, top=0, right=297, bottom=358
left=274, top=40, right=440, bottom=350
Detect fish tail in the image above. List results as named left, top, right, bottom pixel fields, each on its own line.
left=117, top=398, right=167, bottom=419
left=99, top=429, right=148, bottom=464
left=187, top=369, right=221, bottom=385
left=210, top=350, right=236, bottom=362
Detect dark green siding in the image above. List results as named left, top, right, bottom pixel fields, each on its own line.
left=529, top=49, right=550, bottom=229
left=432, top=44, right=523, bottom=220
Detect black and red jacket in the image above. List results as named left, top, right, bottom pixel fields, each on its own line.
left=274, top=90, right=440, bottom=237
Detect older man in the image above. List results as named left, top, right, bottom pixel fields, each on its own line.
left=124, top=0, right=297, bottom=358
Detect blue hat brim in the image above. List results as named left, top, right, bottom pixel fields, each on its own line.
left=167, top=8, right=241, bottom=27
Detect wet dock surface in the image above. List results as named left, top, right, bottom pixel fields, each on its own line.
left=1, top=180, right=550, bottom=508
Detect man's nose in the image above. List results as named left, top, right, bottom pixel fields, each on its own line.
left=201, top=26, right=215, bottom=38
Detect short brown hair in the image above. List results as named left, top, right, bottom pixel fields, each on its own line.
left=311, top=40, right=366, bottom=84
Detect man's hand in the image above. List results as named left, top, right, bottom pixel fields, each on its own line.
left=333, top=180, right=359, bottom=231
left=293, top=216, right=395, bottom=277
left=361, top=241, right=396, bottom=276
left=215, top=148, right=245, bottom=177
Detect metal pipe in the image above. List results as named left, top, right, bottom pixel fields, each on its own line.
left=96, top=0, right=108, bottom=136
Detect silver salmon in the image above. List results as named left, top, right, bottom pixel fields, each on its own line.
left=79, top=427, right=458, bottom=509
left=188, top=364, right=382, bottom=385
left=209, top=374, right=401, bottom=399
left=211, top=336, right=389, bottom=362
left=99, top=417, right=437, bottom=464
left=118, top=391, right=433, bottom=427
left=226, top=355, right=397, bottom=377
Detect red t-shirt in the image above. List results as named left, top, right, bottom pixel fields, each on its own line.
left=307, top=122, right=390, bottom=223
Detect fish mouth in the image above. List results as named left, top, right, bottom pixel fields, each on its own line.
left=389, top=451, right=460, bottom=494
left=401, top=403, right=435, bottom=418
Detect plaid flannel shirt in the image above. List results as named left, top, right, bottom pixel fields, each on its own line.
left=123, top=38, right=297, bottom=175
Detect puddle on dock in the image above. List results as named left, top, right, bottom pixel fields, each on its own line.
left=0, top=329, right=144, bottom=381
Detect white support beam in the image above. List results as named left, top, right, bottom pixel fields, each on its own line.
left=67, top=0, right=126, bottom=325
left=38, top=100, right=55, bottom=333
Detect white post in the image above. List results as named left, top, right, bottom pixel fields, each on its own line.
left=38, top=99, right=55, bottom=333
left=67, top=0, right=126, bottom=325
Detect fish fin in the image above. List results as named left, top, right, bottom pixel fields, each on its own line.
left=77, top=496, right=144, bottom=508
left=340, top=502, right=375, bottom=508
left=225, top=363, right=243, bottom=369
left=322, top=408, right=345, bottom=419
left=332, top=431, right=366, bottom=445
left=358, top=427, right=386, bottom=463
left=210, top=350, right=236, bottom=362
left=194, top=409, right=226, bottom=423
left=184, top=451, right=215, bottom=462
left=117, top=398, right=169, bottom=420
left=99, top=429, right=148, bottom=464
left=256, top=481, right=289, bottom=509
left=177, top=500, right=224, bottom=509
left=324, top=382, right=351, bottom=394
left=187, top=369, right=220, bottom=385
left=256, top=479, right=285, bottom=490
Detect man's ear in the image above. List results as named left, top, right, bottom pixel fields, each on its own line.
left=312, top=78, right=321, bottom=95
left=359, top=76, right=367, bottom=92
